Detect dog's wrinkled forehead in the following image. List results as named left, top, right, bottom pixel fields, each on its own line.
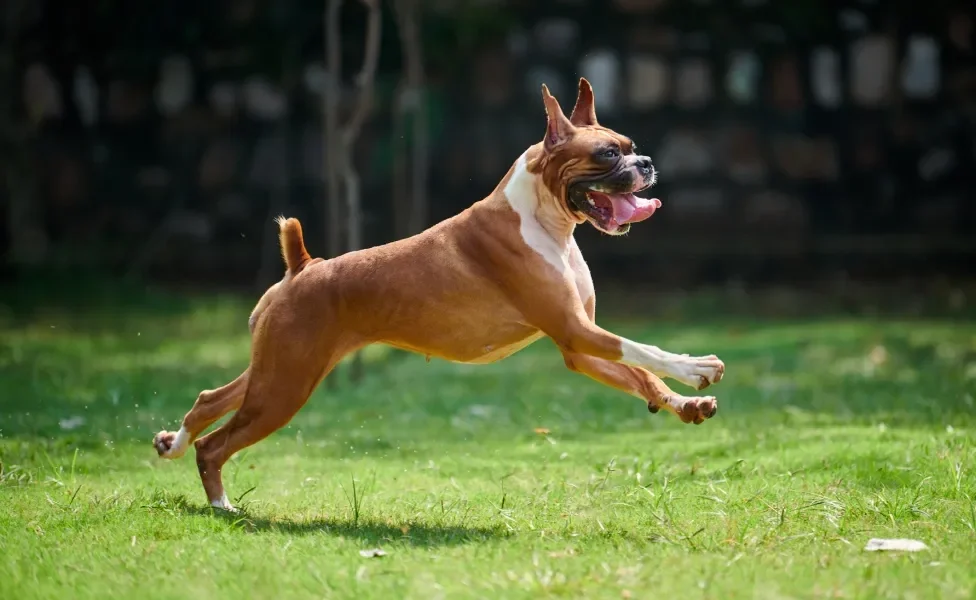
left=534, top=78, right=641, bottom=179
left=536, top=130, right=635, bottom=194
left=562, top=128, right=635, bottom=159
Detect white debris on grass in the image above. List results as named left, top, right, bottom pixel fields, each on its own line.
left=864, top=538, right=929, bottom=552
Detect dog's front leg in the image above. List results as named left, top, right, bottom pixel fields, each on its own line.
left=558, top=295, right=717, bottom=422
left=617, top=337, right=725, bottom=391
left=512, top=279, right=724, bottom=390
left=562, top=352, right=717, bottom=423
left=544, top=315, right=724, bottom=391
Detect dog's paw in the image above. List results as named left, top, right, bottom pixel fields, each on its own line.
left=665, top=395, right=718, bottom=425
left=210, top=494, right=237, bottom=512
left=153, top=427, right=190, bottom=459
left=674, top=355, right=724, bottom=390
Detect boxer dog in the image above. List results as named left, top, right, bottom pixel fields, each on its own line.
left=153, top=79, right=725, bottom=511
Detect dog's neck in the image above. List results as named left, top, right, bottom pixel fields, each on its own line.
left=501, top=148, right=578, bottom=249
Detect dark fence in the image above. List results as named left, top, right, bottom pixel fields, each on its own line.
left=2, top=0, right=974, bottom=288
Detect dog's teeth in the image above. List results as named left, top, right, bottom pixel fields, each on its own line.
left=587, top=197, right=596, bottom=206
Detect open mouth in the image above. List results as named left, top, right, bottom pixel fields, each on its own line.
left=569, top=181, right=661, bottom=235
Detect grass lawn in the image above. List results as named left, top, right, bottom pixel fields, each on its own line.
left=1, top=289, right=975, bottom=599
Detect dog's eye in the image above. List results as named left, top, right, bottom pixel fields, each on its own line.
left=601, top=148, right=619, bottom=159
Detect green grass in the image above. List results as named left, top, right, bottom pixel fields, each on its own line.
left=1, top=292, right=975, bottom=599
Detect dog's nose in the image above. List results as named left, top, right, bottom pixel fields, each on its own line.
left=636, top=156, right=653, bottom=173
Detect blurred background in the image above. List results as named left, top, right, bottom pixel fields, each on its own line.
left=4, top=4, right=976, bottom=592
left=1, top=0, right=974, bottom=303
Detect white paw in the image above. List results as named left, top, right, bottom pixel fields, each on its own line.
left=210, top=494, right=237, bottom=512
left=153, top=426, right=191, bottom=459
left=673, top=355, right=725, bottom=390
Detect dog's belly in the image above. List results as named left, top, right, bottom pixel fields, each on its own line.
left=382, top=319, right=543, bottom=365
left=455, top=329, right=545, bottom=364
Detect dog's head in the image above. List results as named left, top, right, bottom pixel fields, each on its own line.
left=531, top=78, right=659, bottom=236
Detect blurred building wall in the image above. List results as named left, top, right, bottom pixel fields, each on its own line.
left=2, top=0, right=974, bottom=287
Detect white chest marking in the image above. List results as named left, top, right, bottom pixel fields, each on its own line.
left=568, top=238, right=594, bottom=308
left=503, top=153, right=571, bottom=277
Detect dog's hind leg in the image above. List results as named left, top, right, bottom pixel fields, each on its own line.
left=192, top=364, right=333, bottom=511
left=153, top=369, right=249, bottom=459
left=191, top=324, right=347, bottom=510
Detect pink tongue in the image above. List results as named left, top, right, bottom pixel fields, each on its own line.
left=608, top=194, right=662, bottom=224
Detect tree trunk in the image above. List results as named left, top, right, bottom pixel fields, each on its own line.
left=343, top=0, right=381, bottom=383
left=344, top=165, right=365, bottom=382
left=323, top=0, right=344, bottom=389
left=324, top=0, right=382, bottom=384
left=390, top=92, right=409, bottom=240
left=324, top=0, right=344, bottom=261
left=394, top=0, right=429, bottom=236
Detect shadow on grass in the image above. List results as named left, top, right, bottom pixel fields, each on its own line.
left=177, top=504, right=506, bottom=547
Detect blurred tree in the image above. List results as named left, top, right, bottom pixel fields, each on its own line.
left=325, top=0, right=382, bottom=384
left=391, top=0, right=428, bottom=239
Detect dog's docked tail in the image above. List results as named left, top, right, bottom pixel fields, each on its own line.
left=275, top=216, right=312, bottom=274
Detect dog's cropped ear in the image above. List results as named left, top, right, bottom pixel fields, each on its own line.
left=569, top=77, right=598, bottom=127
left=541, top=84, right=575, bottom=151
